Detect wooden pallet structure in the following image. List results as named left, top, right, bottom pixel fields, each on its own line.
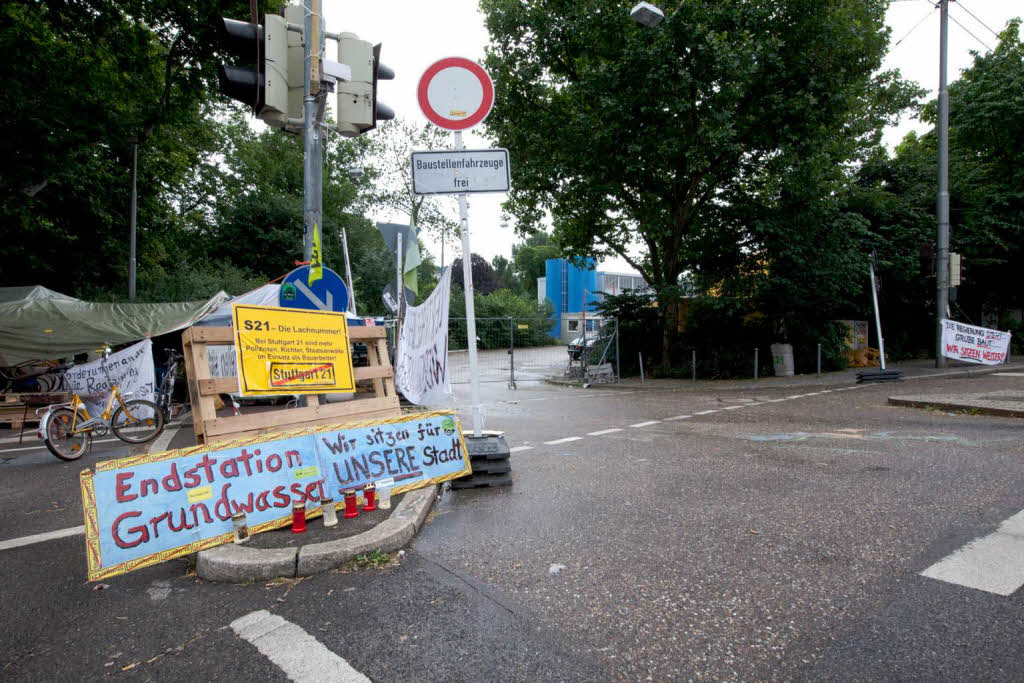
left=181, top=325, right=401, bottom=446
left=0, top=392, right=69, bottom=429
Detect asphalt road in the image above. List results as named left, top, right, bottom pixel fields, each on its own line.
left=1, top=367, right=1022, bottom=680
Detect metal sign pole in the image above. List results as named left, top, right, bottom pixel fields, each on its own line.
left=340, top=227, right=356, bottom=315
left=455, top=131, right=483, bottom=436
left=869, top=254, right=887, bottom=371
left=395, top=232, right=404, bottom=342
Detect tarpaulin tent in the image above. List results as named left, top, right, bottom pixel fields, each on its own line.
left=0, top=286, right=229, bottom=366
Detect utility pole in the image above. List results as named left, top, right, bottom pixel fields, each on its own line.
left=127, top=138, right=138, bottom=301
left=935, top=0, right=950, bottom=367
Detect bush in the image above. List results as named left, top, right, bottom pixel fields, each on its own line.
left=448, top=287, right=556, bottom=350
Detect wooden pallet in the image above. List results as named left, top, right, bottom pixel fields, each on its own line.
left=182, top=325, right=401, bottom=446
left=0, top=393, right=68, bottom=429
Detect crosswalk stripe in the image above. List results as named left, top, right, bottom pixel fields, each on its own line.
left=231, top=610, right=369, bottom=682
left=921, top=509, right=1024, bottom=596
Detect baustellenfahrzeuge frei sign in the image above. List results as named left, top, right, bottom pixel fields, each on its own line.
left=940, top=319, right=1011, bottom=365
left=411, top=149, right=510, bottom=195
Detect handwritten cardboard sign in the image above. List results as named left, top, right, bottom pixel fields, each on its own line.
left=80, top=411, right=471, bottom=581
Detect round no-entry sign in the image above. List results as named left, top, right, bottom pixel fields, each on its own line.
left=417, top=57, right=494, bottom=131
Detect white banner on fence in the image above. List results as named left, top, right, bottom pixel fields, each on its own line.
left=395, top=266, right=452, bottom=405
left=64, top=340, right=155, bottom=416
left=941, top=319, right=1011, bottom=365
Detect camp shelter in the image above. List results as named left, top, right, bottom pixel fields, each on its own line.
left=0, top=286, right=228, bottom=366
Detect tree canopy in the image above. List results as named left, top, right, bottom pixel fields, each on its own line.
left=482, top=0, right=919, bottom=365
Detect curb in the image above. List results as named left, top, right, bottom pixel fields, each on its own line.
left=887, top=397, right=1024, bottom=418
left=196, top=484, right=437, bottom=582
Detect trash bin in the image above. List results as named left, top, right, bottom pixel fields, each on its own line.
left=770, top=343, right=794, bottom=377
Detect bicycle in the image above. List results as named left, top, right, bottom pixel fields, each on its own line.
left=38, top=352, right=165, bottom=461
left=155, top=350, right=186, bottom=421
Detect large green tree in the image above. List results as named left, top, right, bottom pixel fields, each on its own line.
left=482, top=0, right=917, bottom=367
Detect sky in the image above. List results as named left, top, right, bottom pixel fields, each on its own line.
left=324, top=0, right=1022, bottom=276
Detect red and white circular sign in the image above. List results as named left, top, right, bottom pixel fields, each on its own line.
left=417, top=57, right=494, bottom=131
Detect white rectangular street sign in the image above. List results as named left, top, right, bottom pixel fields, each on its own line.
left=411, top=149, right=510, bottom=195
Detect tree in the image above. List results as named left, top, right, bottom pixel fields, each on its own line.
left=511, top=231, right=561, bottom=295
left=491, top=255, right=517, bottom=291
left=451, top=254, right=501, bottom=294
left=481, top=0, right=918, bottom=367
left=367, top=118, right=460, bottom=248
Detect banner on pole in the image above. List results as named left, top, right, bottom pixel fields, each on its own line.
left=80, top=411, right=471, bottom=581
left=940, top=319, right=1011, bottom=365
left=395, top=266, right=452, bottom=405
left=64, top=340, right=155, bottom=417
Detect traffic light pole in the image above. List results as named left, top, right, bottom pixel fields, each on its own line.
left=301, top=0, right=322, bottom=262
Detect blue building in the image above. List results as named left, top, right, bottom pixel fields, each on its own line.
left=538, top=258, right=649, bottom=341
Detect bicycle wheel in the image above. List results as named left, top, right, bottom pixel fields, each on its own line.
left=44, top=408, right=90, bottom=461
left=110, top=399, right=165, bottom=444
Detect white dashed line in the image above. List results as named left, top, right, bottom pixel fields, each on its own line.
left=231, top=610, right=369, bottom=682
left=544, top=436, right=582, bottom=445
left=630, top=421, right=660, bottom=427
left=694, top=410, right=718, bottom=415
left=664, top=415, right=692, bottom=421
left=509, top=445, right=534, bottom=453
left=723, top=405, right=746, bottom=410
left=786, top=395, right=803, bottom=399
left=921, top=509, right=1024, bottom=596
left=588, top=428, right=623, bottom=436
left=0, top=525, right=85, bottom=552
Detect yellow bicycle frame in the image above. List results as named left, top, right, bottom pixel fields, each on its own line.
left=67, top=386, right=129, bottom=433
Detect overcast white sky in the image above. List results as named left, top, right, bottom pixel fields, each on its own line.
left=324, top=0, right=1022, bottom=275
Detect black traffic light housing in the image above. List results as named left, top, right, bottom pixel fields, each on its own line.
left=218, top=18, right=266, bottom=111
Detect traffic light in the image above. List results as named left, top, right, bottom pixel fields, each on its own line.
left=217, top=15, right=289, bottom=118
left=336, top=33, right=395, bottom=136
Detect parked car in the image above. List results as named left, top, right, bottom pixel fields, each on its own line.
left=567, top=334, right=599, bottom=360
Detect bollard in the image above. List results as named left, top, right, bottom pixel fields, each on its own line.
left=362, top=484, right=377, bottom=512
left=817, top=343, right=822, bottom=378
left=692, top=349, right=696, bottom=383
left=754, top=347, right=759, bottom=380
left=343, top=490, right=359, bottom=519
left=291, top=502, right=307, bottom=534
left=639, top=352, right=645, bottom=383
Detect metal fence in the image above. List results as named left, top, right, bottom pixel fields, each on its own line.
left=385, top=317, right=619, bottom=388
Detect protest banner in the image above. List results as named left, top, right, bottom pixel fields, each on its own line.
left=232, top=304, right=355, bottom=396
left=940, top=319, right=1012, bottom=365
left=80, top=410, right=471, bottom=580
left=64, top=340, right=155, bottom=417
left=395, top=266, right=452, bottom=405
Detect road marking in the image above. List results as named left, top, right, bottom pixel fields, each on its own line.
left=587, top=428, right=623, bottom=436
left=0, top=525, right=85, bottom=552
left=921, top=509, right=1024, bottom=596
left=723, top=405, right=746, bottom=410
left=509, top=445, right=534, bottom=453
left=148, top=425, right=180, bottom=454
left=0, top=437, right=126, bottom=456
left=544, top=436, right=582, bottom=445
left=764, top=399, right=788, bottom=403
left=786, top=395, right=803, bottom=399
left=231, top=610, right=369, bottom=682
left=694, top=410, right=717, bottom=415
left=630, top=421, right=660, bottom=427
left=663, top=415, right=692, bottom=421
left=992, top=372, right=1024, bottom=377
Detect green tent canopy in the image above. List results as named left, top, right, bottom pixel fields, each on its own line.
left=0, top=287, right=229, bottom=366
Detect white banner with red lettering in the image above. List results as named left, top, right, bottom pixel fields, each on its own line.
left=941, top=319, right=1011, bottom=365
